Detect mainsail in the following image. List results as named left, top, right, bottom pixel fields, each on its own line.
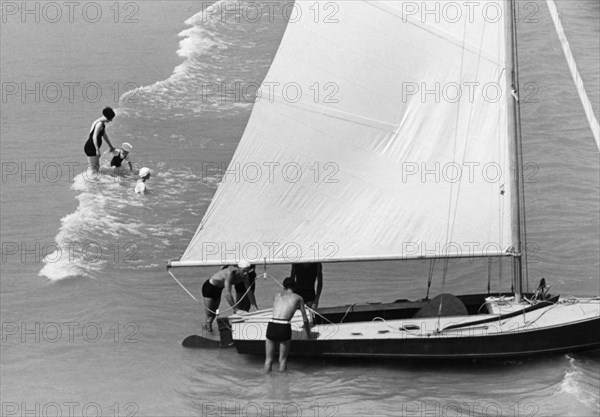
left=173, top=1, right=515, bottom=266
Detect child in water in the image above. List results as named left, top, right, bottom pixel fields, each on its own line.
left=110, top=142, right=133, bottom=173
left=134, top=167, right=151, bottom=194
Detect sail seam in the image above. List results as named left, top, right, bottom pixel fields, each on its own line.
left=370, top=0, right=502, bottom=66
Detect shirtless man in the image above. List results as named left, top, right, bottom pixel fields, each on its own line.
left=201, top=260, right=258, bottom=331
left=264, top=277, right=312, bottom=373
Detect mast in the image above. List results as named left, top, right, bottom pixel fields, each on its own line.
left=507, top=0, right=528, bottom=298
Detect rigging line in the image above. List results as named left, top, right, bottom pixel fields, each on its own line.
left=510, top=0, right=529, bottom=293
left=443, top=16, right=467, bottom=249
left=546, top=0, right=600, bottom=149
left=498, top=182, right=505, bottom=276
left=265, top=272, right=284, bottom=288
left=498, top=254, right=503, bottom=298
left=522, top=302, right=561, bottom=327
left=445, top=14, right=487, bottom=250
left=436, top=258, right=450, bottom=332
left=340, top=304, right=357, bottom=324
left=264, top=272, right=336, bottom=325
left=168, top=269, right=254, bottom=315
left=307, top=306, right=336, bottom=326
left=371, top=317, right=403, bottom=333
left=168, top=269, right=200, bottom=303
left=426, top=259, right=435, bottom=300
left=487, top=257, right=492, bottom=295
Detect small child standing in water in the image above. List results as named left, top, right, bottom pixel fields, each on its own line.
left=134, top=167, right=151, bottom=194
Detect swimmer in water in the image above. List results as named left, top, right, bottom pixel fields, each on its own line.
left=110, top=142, right=133, bottom=173
left=134, top=167, right=151, bottom=194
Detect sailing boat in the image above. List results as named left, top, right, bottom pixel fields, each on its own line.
left=168, top=0, right=600, bottom=357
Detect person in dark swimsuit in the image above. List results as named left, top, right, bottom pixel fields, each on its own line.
left=264, top=278, right=312, bottom=373
left=290, top=262, right=323, bottom=309
left=201, top=261, right=258, bottom=332
left=233, top=264, right=257, bottom=312
left=110, top=142, right=133, bottom=172
left=218, top=264, right=257, bottom=312
left=84, top=107, right=116, bottom=175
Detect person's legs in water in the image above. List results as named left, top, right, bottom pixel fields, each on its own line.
left=88, top=155, right=100, bottom=176
left=264, top=339, right=277, bottom=373
left=279, top=340, right=291, bottom=372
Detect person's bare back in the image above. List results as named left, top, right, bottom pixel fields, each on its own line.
left=202, top=262, right=257, bottom=332
left=272, top=291, right=304, bottom=320
left=264, top=277, right=312, bottom=373
left=208, top=267, right=233, bottom=288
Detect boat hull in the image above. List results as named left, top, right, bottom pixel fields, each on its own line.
left=234, top=316, right=600, bottom=358
left=232, top=296, right=600, bottom=358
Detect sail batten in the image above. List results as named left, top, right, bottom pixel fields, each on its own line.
left=177, top=1, right=514, bottom=267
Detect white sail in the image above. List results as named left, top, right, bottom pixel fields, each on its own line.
left=175, top=1, right=514, bottom=266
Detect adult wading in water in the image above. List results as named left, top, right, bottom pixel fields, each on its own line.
left=84, top=107, right=116, bottom=175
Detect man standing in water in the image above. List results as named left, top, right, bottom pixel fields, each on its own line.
left=290, top=262, right=323, bottom=309
left=201, top=260, right=258, bottom=331
left=264, top=278, right=312, bottom=373
left=84, top=107, right=116, bottom=175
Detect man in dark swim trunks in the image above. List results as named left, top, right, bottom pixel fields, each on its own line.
left=290, top=262, right=323, bottom=309
left=217, top=264, right=257, bottom=312
left=84, top=107, right=116, bottom=175
left=264, top=278, right=312, bottom=373
left=233, top=264, right=256, bottom=312
left=201, top=260, right=258, bottom=332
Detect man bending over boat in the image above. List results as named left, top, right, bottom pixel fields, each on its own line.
left=264, top=278, right=312, bottom=373
left=234, top=264, right=257, bottom=312
left=202, top=260, right=258, bottom=332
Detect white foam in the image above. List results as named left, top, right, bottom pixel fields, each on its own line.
left=39, top=173, right=142, bottom=281
left=558, top=355, right=600, bottom=412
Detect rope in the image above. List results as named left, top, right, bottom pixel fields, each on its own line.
left=445, top=15, right=487, bottom=260
left=340, top=304, right=357, bottom=323
left=263, top=271, right=336, bottom=325
left=522, top=301, right=560, bottom=327
left=509, top=0, right=530, bottom=295
left=560, top=296, right=600, bottom=303
left=426, top=259, right=435, bottom=300
left=168, top=269, right=200, bottom=303
left=167, top=269, right=255, bottom=316
left=371, top=317, right=403, bottom=332
left=487, top=258, right=492, bottom=295
left=436, top=258, right=450, bottom=331
left=510, top=258, right=514, bottom=294
left=498, top=256, right=503, bottom=298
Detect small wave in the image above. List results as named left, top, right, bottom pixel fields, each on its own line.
left=557, top=355, right=600, bottom=413
left=126, top=0, right=276, bottom=117
left=40, top=164, right=212, bottom=282
left=39, top=170, right=143, bottom=282
left=139, top=0, right=230, bottom=92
